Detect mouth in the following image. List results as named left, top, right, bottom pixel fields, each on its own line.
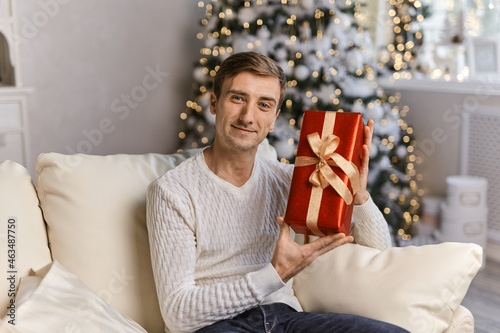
left=231, top=125, right=256, bottom=134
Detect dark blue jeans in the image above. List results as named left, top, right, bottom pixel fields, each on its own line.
left=196, top=303, right=409, bottom=333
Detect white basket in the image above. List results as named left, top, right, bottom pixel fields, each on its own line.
left=440, top=202, right=488, bottom=249
left=445, top=175, right=488, bottom=209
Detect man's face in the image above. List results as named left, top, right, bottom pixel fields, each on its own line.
left=210, top=71, right=281, bottom=153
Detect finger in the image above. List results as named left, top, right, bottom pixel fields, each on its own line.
left=307, top=233, right=350, bottom=253
left=308, top=234, right=354, bottom=259
left=361, top=120, right=374, bottom=172
left=361, top=143, right=370, bottom=172
left=318, top=235, right=354, bottom=256
left=367, top=118, right=374, bottom=132
left=364, top=119, right=374, bottom=151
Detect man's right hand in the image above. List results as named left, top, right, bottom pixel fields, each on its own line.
left=271, top=217, right=354, bottom=283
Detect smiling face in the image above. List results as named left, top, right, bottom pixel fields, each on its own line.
left=210, top=71, right=281, bottom=153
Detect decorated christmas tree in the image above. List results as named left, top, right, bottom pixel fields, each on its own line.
left=378, top=0, right=430, bottom=78
left=178, top=0, right=421, bottom=244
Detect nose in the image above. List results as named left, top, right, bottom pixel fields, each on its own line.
left=238, top=103, right=255, bottom=125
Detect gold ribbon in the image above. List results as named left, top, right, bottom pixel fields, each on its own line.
left=295, top=112, right=360, bottom=236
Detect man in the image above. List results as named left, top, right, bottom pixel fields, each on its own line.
left=147, top=52, right=408, bottom=333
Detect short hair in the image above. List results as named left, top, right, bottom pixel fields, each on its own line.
left=213, top=52, right=287, bottom=111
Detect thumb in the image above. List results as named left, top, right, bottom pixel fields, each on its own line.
left=276, top=217, right=290, bottom=235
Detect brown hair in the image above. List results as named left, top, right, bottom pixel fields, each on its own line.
left=213, top=52, right=286, bottom=111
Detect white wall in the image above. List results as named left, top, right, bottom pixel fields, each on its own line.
left=389, top=89, right=461, bottom=197
left=17, top=0, right=203, bottom=175
left=382, top=81, right=500, bottom=197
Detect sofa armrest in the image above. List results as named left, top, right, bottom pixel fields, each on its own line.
left=444, top=306, right=474, bottom=333
left=0, top=160, right=52, bottom=319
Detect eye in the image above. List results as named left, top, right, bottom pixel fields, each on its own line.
left=232, top=95, right=244, bottom=102
left=259, top=101, right=274, bottom=111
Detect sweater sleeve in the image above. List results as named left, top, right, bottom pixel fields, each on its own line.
left=146, top=180, right=285, bottom=333
left=349, top=195, right=393, bottom=250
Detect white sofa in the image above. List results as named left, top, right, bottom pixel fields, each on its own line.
left=0, top=148, right=482, bottom=333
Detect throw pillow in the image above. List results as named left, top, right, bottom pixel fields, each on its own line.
left=293, top=242, right=482, bottom=333
left=0, top=261, right=146, bottom=333
left=35, top=151, right=198, bottom=332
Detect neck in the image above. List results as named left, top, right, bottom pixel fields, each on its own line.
left=203, top=143, right=257, bottom=187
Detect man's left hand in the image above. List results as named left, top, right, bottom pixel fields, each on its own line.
left=353, top=119, right=374, bottom=206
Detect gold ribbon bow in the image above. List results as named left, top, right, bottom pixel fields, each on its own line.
left=296, top=132, right=360, bottom=205
left=294, top=114, right=360, bottom=236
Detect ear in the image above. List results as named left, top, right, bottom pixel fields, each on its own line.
left=269, top=108, right=281, bottom=132
left=210, top=93, right=217, bottom=115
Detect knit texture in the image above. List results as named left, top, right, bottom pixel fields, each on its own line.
left=146, top=149, right=392, bottom=333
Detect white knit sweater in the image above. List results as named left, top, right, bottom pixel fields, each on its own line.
left=146, top=149, right=392, bottom=333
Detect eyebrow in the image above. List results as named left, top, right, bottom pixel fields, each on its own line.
left=227, top=89, right=277, bottom=104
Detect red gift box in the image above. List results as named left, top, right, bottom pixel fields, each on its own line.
left=284, top=110, right=364, bottom=236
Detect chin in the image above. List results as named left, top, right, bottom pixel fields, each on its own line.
left=230, top=143, right=258, bottom=152
left=225, top=139, right=260, bottom=152
left=221, top=133, right=260, bottom=151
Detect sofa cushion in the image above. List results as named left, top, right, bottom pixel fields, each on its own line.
left=0, top=260, right=146, bottom=332
left=293, top=242, right=482, bottom=333
left=0, top=160, right=52, bottom=319
left=35, top=150, right=198, bottom=333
